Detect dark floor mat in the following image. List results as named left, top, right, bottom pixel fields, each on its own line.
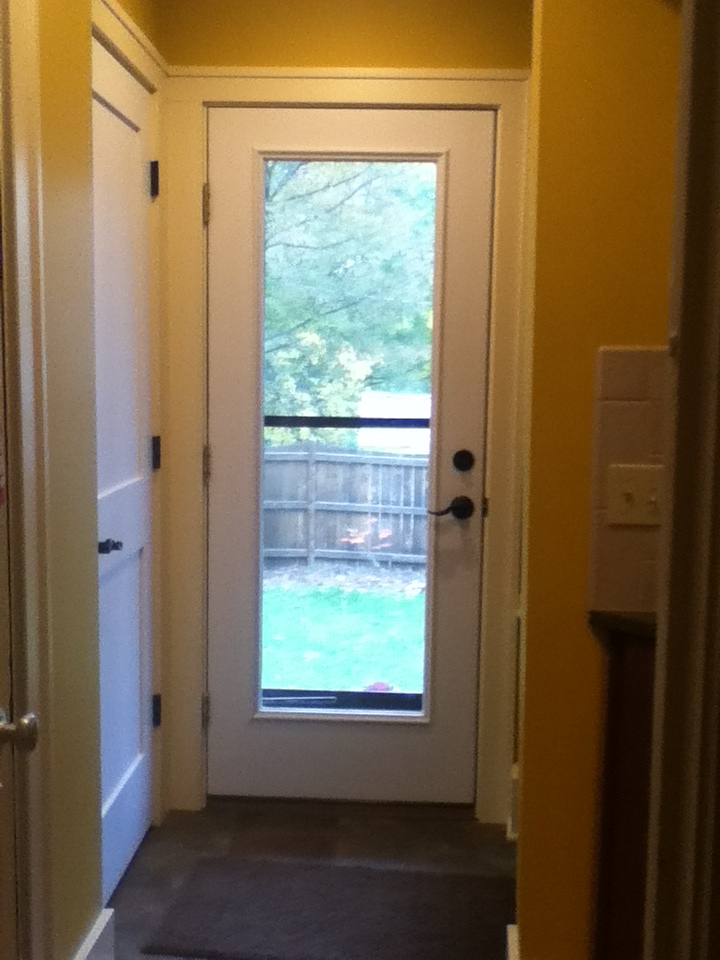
left=143, top=857, right=515, bottom=960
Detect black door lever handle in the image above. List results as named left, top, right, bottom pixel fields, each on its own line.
left=98, top=539, right=124, bottom=554
left=428, top=496, right=475, bottom=520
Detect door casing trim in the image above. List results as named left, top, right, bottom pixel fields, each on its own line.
left=162, top=74, right=529, bottom=823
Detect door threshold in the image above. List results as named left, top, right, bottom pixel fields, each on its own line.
left=204, top=796, right=485, bottom=821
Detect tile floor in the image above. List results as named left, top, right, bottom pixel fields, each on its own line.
left=110, top=799, right=516, bottom=960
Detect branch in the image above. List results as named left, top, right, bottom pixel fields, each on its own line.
left=263, top=296, right=373, bottom=353
left=318, top=296, right=369, bottom=317
left=265, top=161, right=310, bottom=201
left=265, top=169, right=390, bottom=246
left=277, top=166, right=371, bottom=204
left=265, top=237, right=352, bottom=252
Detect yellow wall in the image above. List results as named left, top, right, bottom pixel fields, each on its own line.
left=115, top=0, right=159, bottom=45
left=519, top=1, right=680, bottom=957
left=38, top=0, right=102, bottom=955
left=111, top=0, right=680, bottom=956
left=22, top=0, right=524, bottom=945
left=148, top=0, right=532, bottom=69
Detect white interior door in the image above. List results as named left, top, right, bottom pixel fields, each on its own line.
left=92, top=39, right=153, bottom=901
left=208, top=107, right=495, bottom=804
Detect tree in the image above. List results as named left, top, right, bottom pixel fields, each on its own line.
left=263, top=159, right=436, bottom=445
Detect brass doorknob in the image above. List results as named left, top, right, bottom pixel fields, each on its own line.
left=0, top=709, right=39, bottom=752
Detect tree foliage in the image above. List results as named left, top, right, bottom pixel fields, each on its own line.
left=263, top=159, right=436, bottom=444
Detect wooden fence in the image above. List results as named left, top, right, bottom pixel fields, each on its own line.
left=262, top=445, right=429, bottom=565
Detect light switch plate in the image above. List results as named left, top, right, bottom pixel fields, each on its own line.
left=606, top=463, right=664, bottom=526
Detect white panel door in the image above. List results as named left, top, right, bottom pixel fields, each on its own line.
left=208, top=107, right=496, bottom=803
left=92, top=40, right=153, bottom=901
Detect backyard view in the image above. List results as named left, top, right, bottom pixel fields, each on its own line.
left=260, top=159, right=437, bottom=705
left=261, top=563, right=427, bottom=694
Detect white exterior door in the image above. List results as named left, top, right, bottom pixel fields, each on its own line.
left=207, top=106, right=495, bottom=804
left=92, top=39, right=153, bottom=901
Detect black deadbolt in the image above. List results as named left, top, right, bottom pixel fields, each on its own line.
left=452, top=449, right=475, bottom=472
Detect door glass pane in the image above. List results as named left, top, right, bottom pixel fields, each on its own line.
left=260, top=159, right=437, bottom=714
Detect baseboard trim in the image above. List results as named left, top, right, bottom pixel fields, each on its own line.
left=72, top=908, right=115, bottom=960
left=507, top=924, right=519, bottom=960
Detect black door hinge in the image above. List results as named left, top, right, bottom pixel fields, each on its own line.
left=201, top=693, right=210, bottom=728
left=152, top=435, right=162, bottom=471
left=152, top=693, right=162, bottom=728
left=203, top=444, right=211, bottom=485
left=202, top=182, right=210, bottom=226
left=150, top=160, right=160, bottom=199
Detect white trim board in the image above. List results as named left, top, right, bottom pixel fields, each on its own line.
left=162, top=74, right=527, bottom=109
left=167, top=65, right=529, bottom=82
left=507, top=925, right=520, bottom=960
left=72, top=909, right=115, bottom=960
left=94, top=0, right=169, bottom=79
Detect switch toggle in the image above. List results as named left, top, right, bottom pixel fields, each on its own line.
left=606, top=464, right=664, bottom=526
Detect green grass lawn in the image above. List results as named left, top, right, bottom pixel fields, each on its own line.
left=261, top=585, right=426, bottom=693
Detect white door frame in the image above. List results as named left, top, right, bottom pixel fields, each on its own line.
left=161, top=68, right=529, bottom=822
